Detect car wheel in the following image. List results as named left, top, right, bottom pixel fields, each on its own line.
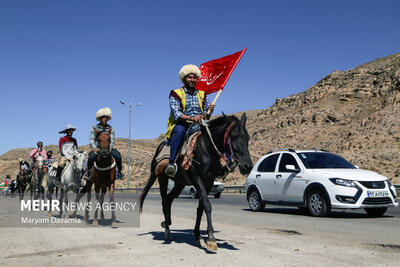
left=364, top=207, right=387, bottom=217
left=248, top=190, right=265, bottom=212
left=190, top=189, right=197, bottom=199
left=307, top=189, right=330, bottom=217
left=214, top=192, right=221, bottom=199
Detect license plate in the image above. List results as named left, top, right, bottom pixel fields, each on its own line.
left=367, top=191, right=389, bottom=197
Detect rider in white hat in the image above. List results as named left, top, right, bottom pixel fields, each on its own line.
left=55, top=124, right=79, bottom=180
left=164, top=64, right=215, bottom=177
left=85, top=107, right=124, bottom=180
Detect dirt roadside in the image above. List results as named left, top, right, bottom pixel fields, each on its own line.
left=1, top=211, right=400, bottom=267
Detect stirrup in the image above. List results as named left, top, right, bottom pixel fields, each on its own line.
left=165, top=163, right=177, bottom=178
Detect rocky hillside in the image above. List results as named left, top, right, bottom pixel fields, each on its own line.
left=245, top=53, right=400, bottom=184
left=1, top=53, right=400, bottom=185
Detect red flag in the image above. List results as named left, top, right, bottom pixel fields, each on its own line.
left=196, top=48, right=246, bottom=94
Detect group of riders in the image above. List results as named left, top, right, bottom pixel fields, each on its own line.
left=14, top=63, right=237, bottom=192
left=17, top=108, right=125, bottom=190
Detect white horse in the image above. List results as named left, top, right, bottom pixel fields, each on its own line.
left=49, top=152, right=87, bottom=218
left=30, top=154, right=46, bottom=201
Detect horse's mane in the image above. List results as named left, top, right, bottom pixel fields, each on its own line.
left=207, top=115, right=238, bottom=128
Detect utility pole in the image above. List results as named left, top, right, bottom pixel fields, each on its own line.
left=120, top=101, right=141, bottom=187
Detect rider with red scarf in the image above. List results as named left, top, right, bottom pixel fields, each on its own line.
left=55, top=125, right=79, bottom=180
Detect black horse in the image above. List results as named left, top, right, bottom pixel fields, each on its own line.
left=139, top=113, right=253, bottom=251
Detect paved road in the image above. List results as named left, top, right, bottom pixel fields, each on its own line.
left=137, top=193, right=400, bottom=244
left=2, top=192, right=399, bottom=245
left=2, top=193, right=400, bottom=266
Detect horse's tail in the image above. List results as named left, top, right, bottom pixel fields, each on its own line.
left=139, top=141, right=166, bottom=213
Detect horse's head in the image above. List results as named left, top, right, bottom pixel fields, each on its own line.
left=36, top=154, right=44, bottom=168
left=73, top=151, right=87, bottom=172
left=224, top=113, right=253, bottom=175
left=97, top=132, right=111, bottom=157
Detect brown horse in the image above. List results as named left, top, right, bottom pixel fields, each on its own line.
left=84, top=131, right=117, bottom=227
left=16, top=170, right=29, bottom=201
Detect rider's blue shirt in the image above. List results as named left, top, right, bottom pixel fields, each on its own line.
left=169, top=87, right=209, bottom=121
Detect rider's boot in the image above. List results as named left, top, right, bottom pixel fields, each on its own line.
left=165, top=162, right=177, bottom=178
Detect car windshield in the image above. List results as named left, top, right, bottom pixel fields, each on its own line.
left=296, top=152, right=356, bottom=169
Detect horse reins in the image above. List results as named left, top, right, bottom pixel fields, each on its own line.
left=202, top=119, right=243, bottom=170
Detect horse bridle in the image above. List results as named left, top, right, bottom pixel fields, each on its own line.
left=203, top=119, right=245, bottom=170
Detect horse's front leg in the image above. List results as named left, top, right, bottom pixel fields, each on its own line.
left=93, top=185, right=100, bottom=225
left=99, top=187, right=106, bottom=221
left=194, top=200, right=204, bottom=247
left=46, top=186, right=53, bottom=217
left=84, top=182, right=92, bottom=223
left=59, top=189, right=65, bottom=218
left=192, top=176, right=217, bottom=251
left=109, top=182, right=117, bottom=228
left=72, top=186, right=82, bottom=218
left=64, top=189, right=69, bottom=219
left=30, top=185, right=33, bottom=209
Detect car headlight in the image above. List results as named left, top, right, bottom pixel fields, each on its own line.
left=329, top=178, right=356, bottom=187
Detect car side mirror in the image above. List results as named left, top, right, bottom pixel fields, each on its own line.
left=286, top=165, right=300, bottom=172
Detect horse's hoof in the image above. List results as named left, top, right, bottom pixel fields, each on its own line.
left=206, top=240, right=218, bottom=251
left=164, top=232, right=172, bottom=241
left=84, top=214, right=89, bottom=222
left=111, top=222, right=118, bottom=228
left=93, top=219, right=99, bottom=226
left=161, top=221, right=167, bottom=228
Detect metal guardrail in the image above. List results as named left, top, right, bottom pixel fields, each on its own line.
left=117, top=185, right=400, bottom=196
left=116, top=185, right=247, bottom=194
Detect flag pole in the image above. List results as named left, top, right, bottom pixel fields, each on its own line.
left=207, top=48, right=247, bottom=116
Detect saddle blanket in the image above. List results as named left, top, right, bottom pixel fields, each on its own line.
left=155, top=132, right=201, bottom=177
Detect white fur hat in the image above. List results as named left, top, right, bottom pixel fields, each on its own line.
left=179, top=64, right=201, bottom=83
left=96, top=107, right=112, bottom=121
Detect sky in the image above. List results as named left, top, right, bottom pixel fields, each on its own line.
left=1, top=0, right=399, bottom=154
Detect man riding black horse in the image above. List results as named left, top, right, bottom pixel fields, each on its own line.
left=164, top=64, right=215, bottom=177
left=139, top=64, right=253, bottom=251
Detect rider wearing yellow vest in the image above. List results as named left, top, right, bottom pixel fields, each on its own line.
left=165, top=64, right=215, bottom=177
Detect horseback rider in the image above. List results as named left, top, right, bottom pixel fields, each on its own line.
left=18, top=157, right=30, bottom=175
left=86, top=107, right=124, bottom=180
left=29, top=141, right=48, bottom=169
left=46, top=150, right=55, bottom=169
left=164, top=64, right=215, bottom=177
left=55, top=125, right=79, bottom=180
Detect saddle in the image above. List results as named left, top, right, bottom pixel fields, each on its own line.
left=155, top=131, right=202, bottom=178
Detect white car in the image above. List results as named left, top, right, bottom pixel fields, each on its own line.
left=168, top=180, right=224, bottom=199
left=246, top=149, right=398, bottom=217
